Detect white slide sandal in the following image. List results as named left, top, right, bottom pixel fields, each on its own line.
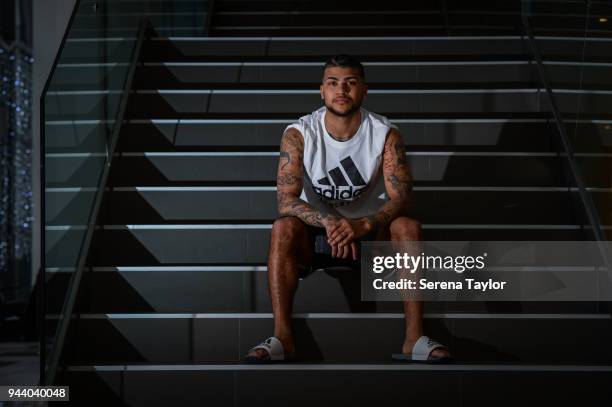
left=392, top=335, right=452, bottom=363
left=244, top=337, right=294, bottom=363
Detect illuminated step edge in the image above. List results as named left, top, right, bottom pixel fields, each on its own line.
left=46, top=313, right=612, bottom=320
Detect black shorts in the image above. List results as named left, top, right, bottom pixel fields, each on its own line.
left=304, top=225, right=379, bottom=272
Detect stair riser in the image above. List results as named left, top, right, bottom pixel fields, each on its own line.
left=58, top=38, right=612, bottom=64
left=43, top=92, right=606, bottom=120
left=86, top=190, right=574, bottom=225
left=49, top=63, right=612, bottom=92
left=46, top=121, right=612, bottom=154
left=212, top=13, right=592, bottom=30
left=57, top=369, right=612, bottom=407
left=128, top=91, right=547, bottom=116
left=104, top=155, right=564, bottom=186
left=140, top=38, right=612, bottom=61
left=51, top=268, right=600, bottom=315
left=61, top=317, right=612, bottom=363
left=44, top=228, right=588, bottom=268
left=82, top=229, right=587, bottom=267
left=48, top=121, right=563, bottom=153
left=48, top=154, right=612, bottom=188
left=141, top=38, right=530, bottom=61
left=135, top=64, right=540, bottom=87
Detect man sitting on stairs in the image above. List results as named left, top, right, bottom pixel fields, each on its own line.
left=245, top=55, right=451, bottom=363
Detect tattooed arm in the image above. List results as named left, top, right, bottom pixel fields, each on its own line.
left=364, top=128, right=413, bottom=231
left=276, top=128, right=339, bottom=227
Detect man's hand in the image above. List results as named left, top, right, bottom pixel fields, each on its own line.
left=330, top=241, right=359, bottom=260
left=322, top=217, right=373, bottom=260
left=327, top=217, right=372, bottom=245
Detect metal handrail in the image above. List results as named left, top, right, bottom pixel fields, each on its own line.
left=521, top=15, right=606, bottom=242
left=40, top=10, right=148, bottom=383
left=521, top=15, right=612, bottom=309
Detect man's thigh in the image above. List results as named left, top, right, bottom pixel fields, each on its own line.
left=272, top=216, right=315, bottom=267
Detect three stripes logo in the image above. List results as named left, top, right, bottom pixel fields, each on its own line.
left=313, top=156, right=369, bottom=202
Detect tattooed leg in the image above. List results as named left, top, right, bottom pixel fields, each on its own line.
left=257, top=217, right=312, bottom=357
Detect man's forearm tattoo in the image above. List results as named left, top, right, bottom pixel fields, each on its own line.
left=277, top=173, right=300, bottom=187
left=278, top=196, right=337, bottom=227
left=367, top=130, right=413, bottom=230
left=388, top=174, right=413, bottom=199
left=394, top=142, right=407, bottom=166
left=279, top=150, right=291, bottom=170
left=366, top=200, right=406, bottom=230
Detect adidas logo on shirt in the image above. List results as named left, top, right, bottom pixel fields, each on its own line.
left=312, top=156, right=370, bottom=203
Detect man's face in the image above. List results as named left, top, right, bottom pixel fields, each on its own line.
left=320, top=66, right=367, bottom=117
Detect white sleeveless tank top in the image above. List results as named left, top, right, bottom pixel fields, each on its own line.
left=285, top=106, right=397, bottom=219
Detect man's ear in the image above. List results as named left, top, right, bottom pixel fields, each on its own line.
left=363, top=83, right=368, bottom=97
left=320, top=84, right=324, bottom=99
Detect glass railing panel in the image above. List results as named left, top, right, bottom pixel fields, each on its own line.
left=42, top=0, right=212, bottom=383
left=521, top=0, right=607, bottom=241
left=42, top=0, right=134, bottom=382
left=577, top=1, right=612, bottom=232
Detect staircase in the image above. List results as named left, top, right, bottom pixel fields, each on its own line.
left=45, top=0, right=612, bottom=405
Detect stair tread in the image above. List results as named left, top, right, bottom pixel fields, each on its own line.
left=65, top=363, right=612, bottom=370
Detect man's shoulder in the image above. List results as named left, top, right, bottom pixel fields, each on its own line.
left=285, top=107, right=325, bottom=138
left=363, top=108, right=397, bottom=130
left=296, top=106, right=325, bottom=125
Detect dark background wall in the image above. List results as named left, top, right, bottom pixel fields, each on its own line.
left=1, top=0, right=33, bottom=308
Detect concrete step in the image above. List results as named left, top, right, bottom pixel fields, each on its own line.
left=123, top=88, right=546, bottom=117
left=49, top=59, right=612, bottom=92
left=208, top=16, right=595, bottom=38
left=42, top=225, right=589, bottom=270
left=58, top=313, right=612, bottom=364
left=46, top=118, right=612, bottom=155
left=58, top=226, right=587, bottom=268
left=49, top=187, right=611, bottom=232
left=213, top=0, right=585, bottom=14
left=57, top=364, right=612, bottom=407
left=122, top=89, right=606, bottom=119
left=140, top=37, right=532, bottom=61
left=86, top=189, right=575, bottom=225
left=137, top=36, right=612, bottom=63
left=46, top=87, right=562, bottom=120
left=45, top=117, right=562, bottom=153
left=57, top=35, right=612, bottom=65
left=100, top=153, right=566, bottom=187
left=115, top=118, right=559, bottom=152
left=47, top=267, right=602, bottom=315
left=46, top=151, right=612, bottom=189
left=44, top=152, right=565, bottom=188
left=134, top=63, right=539, bottom=88
left=130, top=61, right=612, bottom=89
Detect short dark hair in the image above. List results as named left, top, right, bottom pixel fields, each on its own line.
left=323, top=54, right=365, bottom=81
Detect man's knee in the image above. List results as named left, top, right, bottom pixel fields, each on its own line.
left=389, top=217, right=422, bottom=240
left=271, top=216, right=307, bottom=243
